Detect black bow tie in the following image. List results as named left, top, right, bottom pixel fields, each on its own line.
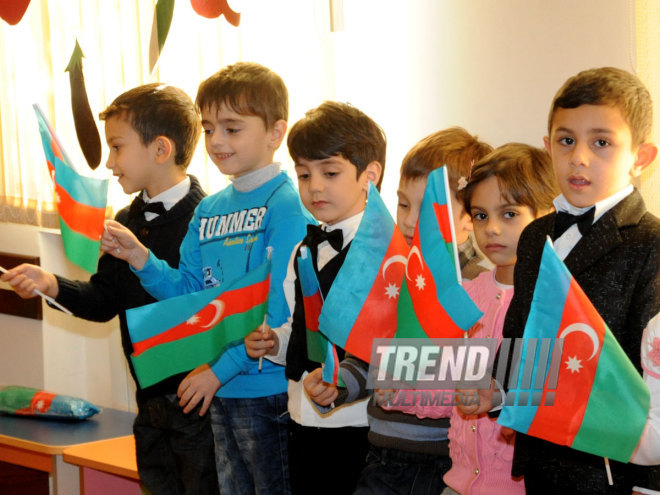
left=306, top=224, right=344, bottom=252
left=129, top=196, right=166, bottom=219
left=553, top=208, right=595, bottom=240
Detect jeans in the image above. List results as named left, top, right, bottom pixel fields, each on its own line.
left=134, top=394, right=219, bottom=495
left=354, top=444, right=451, bottom=495
left=210, top=393, right=290, bottom=495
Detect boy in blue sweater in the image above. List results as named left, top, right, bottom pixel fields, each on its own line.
left=104, top=63, right=313, bottom=495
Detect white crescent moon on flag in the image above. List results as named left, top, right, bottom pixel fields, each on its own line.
left=405, top=246, right=424, bottom=281
left=559, top=323, right=601, bottom=360
left=201, top=300, right=225, bottom=329
left=382, top=255, right=407, bottom=279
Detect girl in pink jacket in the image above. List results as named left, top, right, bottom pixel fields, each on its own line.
left=388, top=143, right=558, bottom=494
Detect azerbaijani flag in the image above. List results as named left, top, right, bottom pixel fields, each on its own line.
left=317, top=183, right=409, bottom=364
left=127, top=261, right=270, bottom=388
left=33, top=104, right=108, bottom=273
left=497, top=239, right=650, bottom=463
left=297, top=245, right=344, bottom=386
left=395, top=167, right=482, bottom=339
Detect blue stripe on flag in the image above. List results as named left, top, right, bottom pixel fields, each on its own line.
left=297, top=247, right=321, bottom=298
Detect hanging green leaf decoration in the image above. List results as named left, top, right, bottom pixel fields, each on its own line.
left=149, top=0, right=175, bottom=73
left=65, top=40, right=102, bottom=170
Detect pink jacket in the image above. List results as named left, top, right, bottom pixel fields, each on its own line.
left=386, top=270, right=524, bottom=494
left=443, top=270, right=523, bottom=494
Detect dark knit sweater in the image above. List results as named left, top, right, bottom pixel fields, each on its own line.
left=54, top=175, right=206, bottom=402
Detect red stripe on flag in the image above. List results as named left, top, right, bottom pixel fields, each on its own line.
left=303, top=292, right=323, bottom=333
left=434, top=203, right=453, bottom=243
left=406, top=247, right=464, bottom=339
left=526, top=278, right=605, bottom=443
left=344, top=232, right=408, bottom=362
left=132, top=278, right=269, bottom=355
left=55, top=183, right=106, bottom=240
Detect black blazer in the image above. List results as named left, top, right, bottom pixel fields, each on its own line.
left=503, top=188, right=660, bottom=493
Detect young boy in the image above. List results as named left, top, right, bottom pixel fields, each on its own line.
left=1, top=83, right=218, bottom=494
left=103, top=62, right=313, bottom=495
left=245, top=101, right=385, bottom=494
left=502, top=67, right=660, bottom=493
left=353, top=127, right=493, bottom=494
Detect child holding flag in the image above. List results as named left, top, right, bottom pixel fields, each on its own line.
left=390, top=143, right=558, bottom=494
left=353, top=127, right=492, bottom=495
left=466, top=67, right=660, bottom=494
left=244, top=101, right=387, bottom=494
left=1, top=84, right=219, bottom=494
left=103, top=63, right=313, bottom=495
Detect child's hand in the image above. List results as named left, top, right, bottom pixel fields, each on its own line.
left=373, top=388, right=396, bottom=405
left=244, top=325, right=279, bottom=358
left=101, top=220, right=149, bottom=270
left=1, top=264, right=58, bottom=299
left=456, top=380, right=494, bottom=415
left=303, top=367, right=338, bottom=407
left=177, top=364, right=220, bottom=416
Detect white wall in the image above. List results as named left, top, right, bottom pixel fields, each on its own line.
left=0, top=223, right=136, bottom=411
left=0, top=0, right=636, bottom=410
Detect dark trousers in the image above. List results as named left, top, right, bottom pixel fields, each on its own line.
left=354, top=445, right=451, bottom=495
left=134, top=394, right=219, bottom=495
left=288, top=420, right=369, bottom=495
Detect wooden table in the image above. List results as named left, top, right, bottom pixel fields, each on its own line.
left=0, top=408, right=135, bottom=494
left=63, top=435, right=141, bottom=495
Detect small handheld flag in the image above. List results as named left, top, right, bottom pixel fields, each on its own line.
left=498, top=239, right=650, bottom=463
left=395, top=166, right=482, bottom=339
left=297, top=246, right=344, bottom=386
left=33, top=104, right=108, bottom=273
left=317, top=183, right=408, bottom=364
left=127, top=261, right=271, bottom=388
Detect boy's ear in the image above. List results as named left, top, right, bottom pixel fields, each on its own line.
left=268, top=120, right=288, bottom=150
left=153, top=136, right=173, bottom=164
left=543, top=136, right=552, bottom=156
left=630, top=142, right=658, bottom=177
left=362, top=161, right=383, bottom=190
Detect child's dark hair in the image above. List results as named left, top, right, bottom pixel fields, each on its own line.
left=400, top=127, right=492, bottom=201
left=287, top=101, right=387, bottom=189
left=99, top=83, right=201, bottom=168
left=548, top=67, right=653, bottom=148
left=195, top=62, right=288, bottom=129
left=464, top=143, right=558, bottom=216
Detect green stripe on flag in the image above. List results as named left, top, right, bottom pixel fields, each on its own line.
left=132, top=301, right=268, bottom=388
left=394, top=280, right=427, bottom=338
left=59, top=219, right=100, bottom=273
left=571, top=328, right=650, bottom=462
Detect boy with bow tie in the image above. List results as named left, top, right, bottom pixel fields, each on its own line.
left=245, top=101, right=385, bottom=494
left=501, top=67, right=660, bottom=494
left=1, top=83, right=218, bottom=494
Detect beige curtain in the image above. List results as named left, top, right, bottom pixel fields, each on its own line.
left=636, top=0, right=660, bottom=217
left=0, top=0, right=331, bottom=228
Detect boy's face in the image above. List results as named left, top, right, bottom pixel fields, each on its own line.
left=545, top=104, right=655, bottom=208
left=396, top=177, right=472, bottom=247
left=469, top=176, right=536, bottom=285
left=295, top=155, right=374, bottom=225
left=104, top=115, right=160, bottom=196
left=201, top=103, right=285, bottom=177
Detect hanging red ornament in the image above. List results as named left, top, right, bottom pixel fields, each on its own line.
left=190, top=0, right=240, bottom=26
left=0, top=0, right=31, bottom=26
